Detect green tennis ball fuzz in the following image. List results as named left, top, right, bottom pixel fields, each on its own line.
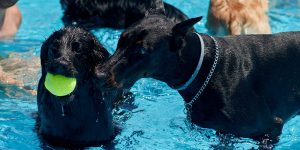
left=44, top=73, right=77, bottom=96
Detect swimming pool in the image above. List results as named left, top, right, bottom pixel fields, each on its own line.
left=0, top=0, right=300, bottom=149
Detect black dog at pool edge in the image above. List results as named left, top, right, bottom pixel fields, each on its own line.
left=37, top=26, right=127, bottom=148
left=60, top=0, right=188, bottom=29
left=96, top=9, right=300, bottom=146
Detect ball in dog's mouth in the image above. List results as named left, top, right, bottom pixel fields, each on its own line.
left=44, top=72, right=77, bottom=96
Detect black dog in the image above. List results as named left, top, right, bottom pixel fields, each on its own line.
left=97, top=9, right=300, bottom=144
left=37, top=26, right=126, bottom=147
left=60, top=0, right=188, bottom=29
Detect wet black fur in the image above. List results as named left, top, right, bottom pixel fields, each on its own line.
left=37, top=26, right=122, bottom=148
left=97, top=13, right=300, bottom=146
left=60, top=0, right=188, bottom=29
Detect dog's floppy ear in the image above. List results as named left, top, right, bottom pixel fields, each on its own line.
left=145, top=0, right=166, bottom=17
left=170, top=16, right=202, bottom=52
left=40, top=39, right=50, bottom=74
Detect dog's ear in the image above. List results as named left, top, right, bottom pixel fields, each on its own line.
left=92, top=39, right=110, bottom=65
left=40, top=39, right=49, bottom=74
left=170, top=17, right=202, bottom=52
left=145, top=1, right=166, bottom=17
left=172, top=16, right=202, bottom=36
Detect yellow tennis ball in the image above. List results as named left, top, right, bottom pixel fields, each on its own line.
left=44, top=73, right=77, bottom=96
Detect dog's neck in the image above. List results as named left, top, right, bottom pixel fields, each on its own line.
left=158, top=32, right=217, bottom=102
left=180, top=33, right=217, bottom=102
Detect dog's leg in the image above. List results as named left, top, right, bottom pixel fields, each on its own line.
left=253, top=117, right=283, bottom=150
left=210, top=131, right=236, bottom=149
left=256, top=134, right=279, bottom=150
left=229, top=20, right=242, bottom=35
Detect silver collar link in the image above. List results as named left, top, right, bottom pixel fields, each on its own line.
left=185, top=35, right=220, bottom=124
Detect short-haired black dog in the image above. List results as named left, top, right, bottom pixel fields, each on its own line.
left=37, top=26, right=125, bottom=148
left=60, top=0, right=188, bottom=29
left=97, top=10, right=300, bottom=145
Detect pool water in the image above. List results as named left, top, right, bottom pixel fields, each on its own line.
left=0, top=0, right=300, bottom=149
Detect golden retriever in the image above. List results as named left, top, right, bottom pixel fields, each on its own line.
left=206, top=0, right=271, bottom=35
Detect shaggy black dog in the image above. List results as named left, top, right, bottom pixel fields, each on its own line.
left=60, top=0, right=188, bottom=29
left=37, top=26, right=124, bottom=148
left=97, top=10, right=300, bottom=147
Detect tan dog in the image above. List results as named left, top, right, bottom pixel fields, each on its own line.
left=206, top=0, right=271, bottom=35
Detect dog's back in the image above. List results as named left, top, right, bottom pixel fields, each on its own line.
left=206, top=0, right=271, bottom=35
left=60, top=0, right=188, bottom=29
left=201, top=32, right=300, bottom=136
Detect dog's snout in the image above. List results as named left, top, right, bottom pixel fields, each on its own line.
left=46, top=57, right=77, bottom=76
left=95, top=71, right=109, bottom=88
left=48, top=62, right=68, bottom=74
left=96, top=70, right=119, bottom=89
left=97, top=71, right=111, bottom=83
left=97, top=72, right=108, bottom=80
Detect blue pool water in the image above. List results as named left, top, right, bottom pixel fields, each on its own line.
left=0, top=0, right=300, bottom=149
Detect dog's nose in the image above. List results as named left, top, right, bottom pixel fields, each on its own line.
left=97, top=71, right=108, bottom=82
left=97, top=72, right=107, bottom=80
left=96, top=71, right=111, bottom=88
left=48, top=59, right=74, bottom=75
left=50, top=63, right=68, bottom=74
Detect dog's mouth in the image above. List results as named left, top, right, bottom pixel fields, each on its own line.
left=100, top=71, right=137, bottom=90
left=46, top=61, right=78, bottom=77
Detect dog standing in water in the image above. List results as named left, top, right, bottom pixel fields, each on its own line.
left=60, top=0, right=188, bottom=29
left=37, top=27, right=127, bottom=147
left=97, top=9, right=300, bottom=146
left=206, top=0, right=271, bottom=35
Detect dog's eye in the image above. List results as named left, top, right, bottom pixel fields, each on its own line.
left=135, top=46, right=147, bottom=55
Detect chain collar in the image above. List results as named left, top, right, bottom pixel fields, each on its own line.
left=185, top=35, right=220, bottom=124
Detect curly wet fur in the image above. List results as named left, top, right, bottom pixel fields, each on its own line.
left=60, top=0, right=188, bottom=29
left=206, top=0, right=271, bottom=35
left=37, top=26, right=118, bottom=147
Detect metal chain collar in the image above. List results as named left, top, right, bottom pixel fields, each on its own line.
left=185, top=35, right=220, bottom=124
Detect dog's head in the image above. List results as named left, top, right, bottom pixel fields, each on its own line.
left=97, top=12, right=202, bottom=89
left=38, top=27, right=117, bottom=147
left=41, top=26, right=109, bottom=78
